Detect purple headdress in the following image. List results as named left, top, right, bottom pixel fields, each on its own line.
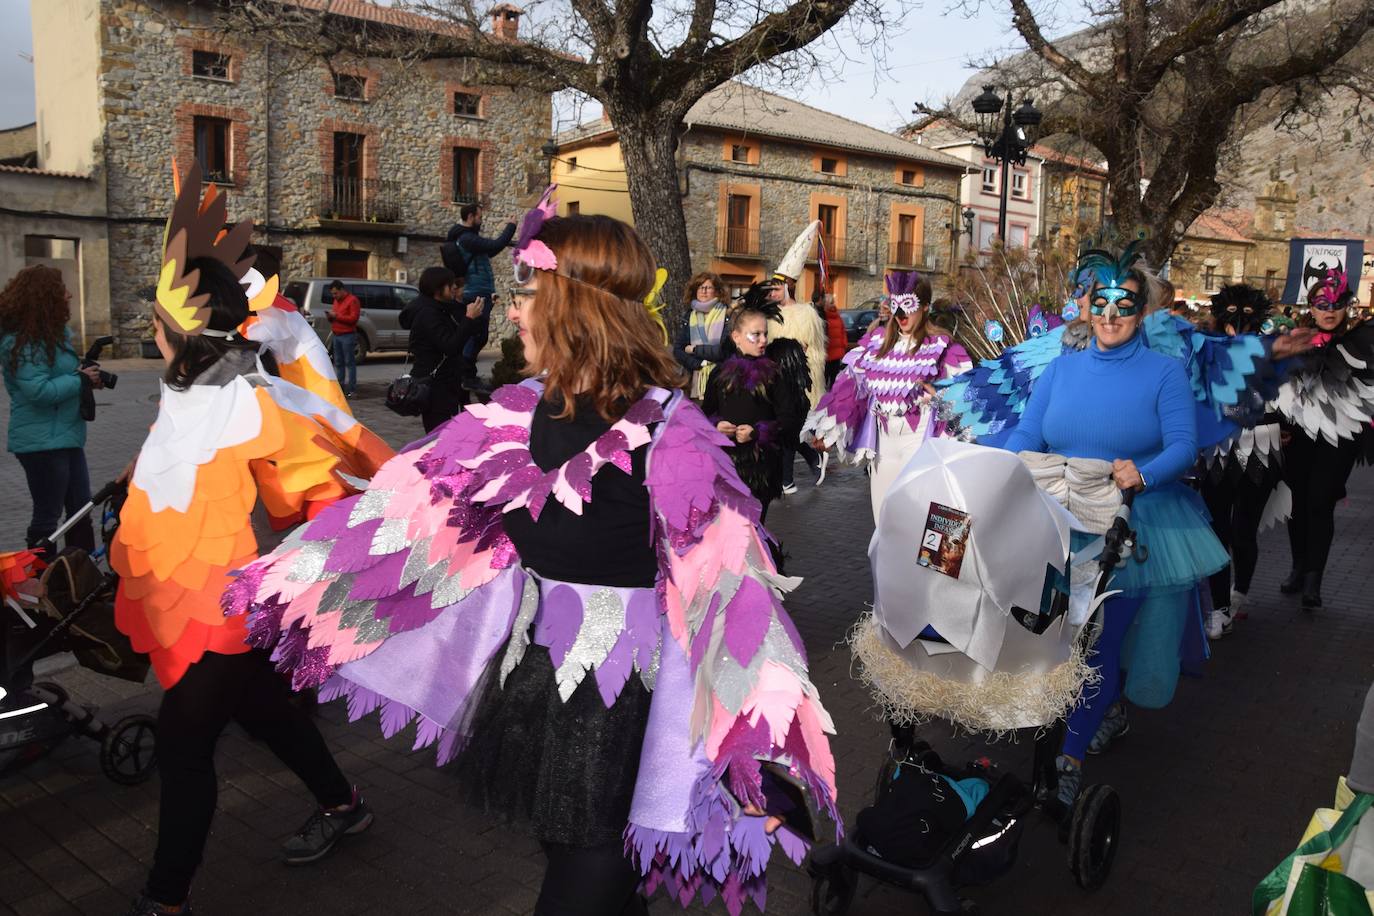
left=512, top=184, right=559, bottom=275
left=1309, top=267, right=1350, bottom=309
left=885, top=270, right=925, bottom=317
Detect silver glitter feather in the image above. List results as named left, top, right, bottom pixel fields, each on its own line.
left=319, top=574, right=357, bottom=614
left=399, top=537, right=434, bottom=589
left=348, top=488, right=391, bottom=526
left=555, top=588, right=625, bottom=702
left=339, top=599, right=378, bottom=631
left=370, top=518, right=410, bottom=556
left=414, top=557, right=450, bottom=597
left=499, top=574, right=540, bottom=687
left=287, top=540, right=331, bottom=583
left=430, top=571, right=471, bottom=609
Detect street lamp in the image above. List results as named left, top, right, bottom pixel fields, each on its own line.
left=969, top=85, right=1041, bottom=245
left=962, top=207, right=976, bottom=239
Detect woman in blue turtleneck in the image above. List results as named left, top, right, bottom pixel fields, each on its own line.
left=1004, top=272, right=1227, bottom=808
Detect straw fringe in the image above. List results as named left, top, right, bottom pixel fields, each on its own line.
left=848, top=612, right=1100, bottom=736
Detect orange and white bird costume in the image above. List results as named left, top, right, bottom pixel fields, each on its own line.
left=111, top=162, right=392, bottom=688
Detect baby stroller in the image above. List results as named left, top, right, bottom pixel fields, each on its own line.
left=809, top=442, right=1136, bottom=914
left=0, top=480, right=157, bottom=785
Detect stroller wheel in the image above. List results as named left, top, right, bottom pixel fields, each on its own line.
left=1067, top=783, right=1121, bottom=890
left=32, top=681, right=70, bottom=707
left=100, top=714, right=157, bottom=785
left=809, top=862, right=857, bottom=916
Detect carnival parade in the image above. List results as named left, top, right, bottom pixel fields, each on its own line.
left=2, top=1, right=1374, bottom=914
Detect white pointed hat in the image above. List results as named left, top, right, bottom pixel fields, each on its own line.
left=773, top=220, right=821, bottom=282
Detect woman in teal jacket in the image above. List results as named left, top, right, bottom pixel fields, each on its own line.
left=0, top=265, right=99, bottom=551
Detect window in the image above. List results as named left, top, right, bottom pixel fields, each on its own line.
left=724, top=194, right=752, bottom=254
left=566, top=201, right=580, bottom=215
left=819, top=157, right=840, bottom=175
left=567, top=157, right=578, bottom=170
left=454, top=92, right=482, bottom=117
left=194, top=116, right=231, bottom=183
left=1011, top=171, right=1028, bottom=200
left=817, top=203, right=839, bottom=254
left=1203, top=265, right=1217, bottom=291
left=331, top=132, right=365, bottom=218
left=452, top=147, right=479, bottom=203
left=731, top=145, right=752, bottom=163
left=896, top=214, right=918, bottom=266
left=981, top=167, right=997, bottom=194
left=1274, top=210, right=1287, bottom=231
left=333, top=73, right=366, bottom=100
left=333, top=132, right=364, bottom=179
left=900, top=169, right=917, bottom=185
left=191, top=50, right=230, bottom=80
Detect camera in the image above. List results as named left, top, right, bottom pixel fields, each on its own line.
left=78, top=336, right=117, bottom=421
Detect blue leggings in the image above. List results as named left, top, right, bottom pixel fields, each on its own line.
left=1063, top=594, right=1145, bottom=760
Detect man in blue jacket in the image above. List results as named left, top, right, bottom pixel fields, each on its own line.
left=451, top=204, right=516, bottom=373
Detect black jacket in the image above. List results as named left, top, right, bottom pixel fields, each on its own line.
left=453, top=222, right=517, bottom=296
left=673, top=320, right=726, bottom=373
left=399, top=294, right=475, bottom=385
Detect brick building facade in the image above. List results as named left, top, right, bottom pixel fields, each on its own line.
left=26, top=0, right=551, bottom=353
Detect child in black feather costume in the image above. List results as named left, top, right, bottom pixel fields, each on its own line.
left=702, top=287, right=810, bottom=529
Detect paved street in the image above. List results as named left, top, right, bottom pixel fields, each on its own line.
left=1, top=361, right=1371, bottom=916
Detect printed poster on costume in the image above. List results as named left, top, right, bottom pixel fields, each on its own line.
left=1281, top=239, right=1365, bottom=305
left=917, top=502, right=971, bottom=579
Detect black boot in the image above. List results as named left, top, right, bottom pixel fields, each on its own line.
left=1301, top=572, right=1323, bottom=611
left=1280, top=567, right=1303, bottom=594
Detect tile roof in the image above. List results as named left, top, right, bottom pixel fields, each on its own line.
left=1187, top=209, right=1255, bottom=244
left=557, top=84, right=969, bottom=170
left=0, top=164, right=89, bottom=179
left=280, top=0, right=468, bottom=37
left=1029, top=144, right=1108, bottom=176
left=682, top=83, right=969, bottom=169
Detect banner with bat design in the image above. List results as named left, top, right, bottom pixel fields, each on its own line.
left=1281, top=239, right=1364, bottom=306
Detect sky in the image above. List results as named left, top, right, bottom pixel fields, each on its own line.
left=0, top=0, right=1047, bottom=134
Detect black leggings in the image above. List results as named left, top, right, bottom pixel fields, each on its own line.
left=145, top=650, right=352, bottom=905
left=536, top=841, right=647, bottom=916
left=1284, top=429, right=1360, bottom=577
left=1202, top=470, right=1276, bottom=606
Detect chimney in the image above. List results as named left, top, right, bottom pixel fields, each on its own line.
left=491, top=4, right=522, bottom=40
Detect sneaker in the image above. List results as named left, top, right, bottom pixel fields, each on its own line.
left=1086, top=703, right=1130, bottom=755
left=1206, top=605, right=1235, bottom=640
left=281, top=788, right=374, bottom=865
left=1231, top=588, right=1249, bottom=620
left=124, top=896, right=191, bottom=916
left=1055, top=755, right=1082, bottom=808
left=781, top=483, right=798, bottom=495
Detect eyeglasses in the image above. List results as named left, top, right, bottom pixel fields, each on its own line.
left=508, top=286, right=536, bottom=308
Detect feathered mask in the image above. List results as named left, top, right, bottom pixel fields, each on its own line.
left=156, top=160, right=273, bottom=336
left=1309, top=268, right=1349, bottom=311
left=1210, top=284, right=1269, bottom=333
left=885, top=270, right=925, bottom=317
left=512, top=184, right=558, bottom=282
left=1076, top=238, right=1146, bottom=319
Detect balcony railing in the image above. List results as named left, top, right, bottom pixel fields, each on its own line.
left=717, top=226, right=762, bottom=258
left=887, top=241, right=944, bottom=271
left=313, top=174, right=403, bottom=224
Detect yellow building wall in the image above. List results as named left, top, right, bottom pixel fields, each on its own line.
left=551, top=138, right=634, bottom=223
left=31, top=0, right=103, bottom=174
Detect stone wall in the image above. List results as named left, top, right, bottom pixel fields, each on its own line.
left=676, top=128, right=964, bottom=308
left=1171, top=237, right=1254, bottom=300
left=94, top=0, right=550, bottom=353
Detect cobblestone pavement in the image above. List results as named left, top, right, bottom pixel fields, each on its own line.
left=2, top=363, right=1371, bottom=915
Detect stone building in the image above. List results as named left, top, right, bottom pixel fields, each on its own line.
left=1169, top=177, right=1302, bottom=301
left=1033, top=145, right=1109, bottom=258
left=23, top=0, right=551, bottom=354
left=554, top=83, right=970, bottom=308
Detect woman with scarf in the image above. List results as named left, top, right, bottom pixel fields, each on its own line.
left=226, top=196, right=838, bottom=915
left=672, top=271, right=728, bottom=399
left=804, top=270, right=972, bottom=522
left=1277, top=272, right=1374, bottom=610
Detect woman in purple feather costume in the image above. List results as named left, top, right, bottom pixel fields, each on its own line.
left=803, top=271, right=973, bottom=522
left=702, top=293, right=809, bottom=528
left=226, top=211, right=839, bottom=916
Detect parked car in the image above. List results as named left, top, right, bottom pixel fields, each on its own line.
left=840, top=306, right=880, bottom=344
left=281, top=277, right=421, bottom=362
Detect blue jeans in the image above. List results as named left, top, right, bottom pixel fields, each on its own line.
left=332, top=332, right=357, bottom=394
left=15, top=447, right=94, bottom=552
left=1062, top=593, right=1145, bottom=760
left=462, top=295, right=496, bottom=364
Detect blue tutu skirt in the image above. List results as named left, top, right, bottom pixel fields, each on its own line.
left=1069, top=482, right=1224, bottom=709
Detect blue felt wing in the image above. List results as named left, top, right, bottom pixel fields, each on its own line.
left=936, top=325, right=1071, bottom=446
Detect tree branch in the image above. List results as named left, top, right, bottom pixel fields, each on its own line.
left=1005, top=0, right=1101, bottom=96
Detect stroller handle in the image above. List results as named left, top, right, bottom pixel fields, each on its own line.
left=35, top=479, right=127, bottom=552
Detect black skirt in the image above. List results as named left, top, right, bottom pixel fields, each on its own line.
left=457, top=644, right=653, bottom=847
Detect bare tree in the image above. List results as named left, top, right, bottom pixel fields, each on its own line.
left=914, top=0, right=1374, bottom=265
left=218, top=0, right=904, bottom=321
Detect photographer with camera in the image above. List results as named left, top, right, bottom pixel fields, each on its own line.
left=0, top=265, right=98, bottom=552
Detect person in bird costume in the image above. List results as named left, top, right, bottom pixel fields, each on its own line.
left=769, top=221, right=828, bottom=491
left=223, top=202, right=839, bottom=915
left=114, top=162, right=391, bottom=916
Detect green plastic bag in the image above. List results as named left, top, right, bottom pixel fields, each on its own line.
left=1253, top=793, right=1374, bottom=916
left=1288, top=864, right=1372, bottom=916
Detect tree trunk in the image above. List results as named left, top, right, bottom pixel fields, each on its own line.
left=614, top=112, right=694, bottom=333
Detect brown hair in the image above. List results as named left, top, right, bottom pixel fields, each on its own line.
left=683, top=271, right=727, bottom=305
left=0, top=265, right=72, bottom=373
left=525, top=215, right=686, bottom=420
left=877, top=274, right=933, bottom=357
